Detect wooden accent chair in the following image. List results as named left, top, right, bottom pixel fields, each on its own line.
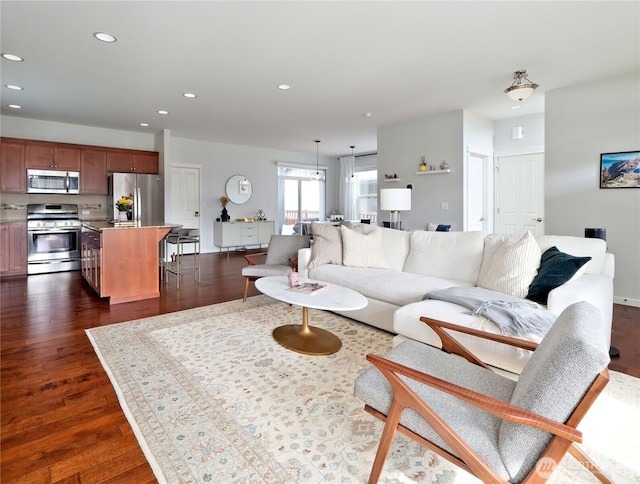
left=354, top=301, right=612, bottom=483
left=242, top=234, right=310, bottom=301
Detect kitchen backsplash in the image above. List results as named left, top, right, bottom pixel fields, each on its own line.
left=1, top=193, right=108, bottom=221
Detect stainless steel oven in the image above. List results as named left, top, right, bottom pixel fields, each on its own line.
left=27, top=204, right=82, bottom=274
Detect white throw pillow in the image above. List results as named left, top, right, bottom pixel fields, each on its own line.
left=477, top=231, right=541, bottom=298
left=341, top=226, right=390, bottom=269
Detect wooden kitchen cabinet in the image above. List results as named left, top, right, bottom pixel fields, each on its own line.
left=81, top=228, right=102, bottom=292
left=106, top=150, right=159, bottom=174
left=0, top=222, right=28, bottom=277
left=80, top=149, right=108, bottom=194
left=0, top=141, right=26, bottom=193
left=25, top=141, right=81, bottom=171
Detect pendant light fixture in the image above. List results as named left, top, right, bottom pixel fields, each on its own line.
left=347, top=145, right=357, bottom=184
left=312, top=140, right=324, bottom=181
left=504, top=70, right=539, bottom=102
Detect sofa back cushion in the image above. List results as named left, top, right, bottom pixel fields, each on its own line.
left=308, top=222, right=342, bottom=268
left=403, top=231, right=485, bottom=284
left=536, top=235, right=607, bottom=275
left=379, top=226, right=411, bottom=271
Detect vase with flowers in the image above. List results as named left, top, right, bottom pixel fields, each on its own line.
left=220, top=195, right=230, bottom=222
left=116, top=194, right=134, bottom=221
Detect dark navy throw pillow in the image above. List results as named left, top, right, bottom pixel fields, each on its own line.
left=526, top=246, right=591, bottom=305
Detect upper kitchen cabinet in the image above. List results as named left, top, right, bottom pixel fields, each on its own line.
left=106, top=150, right=159, bottom=174
left=0, top=140, right=26, bottom=193
left=25, top=141, right=81, bottom=171
left=80, top=149, right=108, bottom=194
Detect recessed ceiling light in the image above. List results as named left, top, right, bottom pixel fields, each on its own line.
left=5, top=85, right=23, bottom=90
left=8, top=104, right=22, bottom=109
left=277, top=84, right=291, bottom=90
left=1, top=53, right=24, bottom=62
left=183, top=93, right=197, bottom=98
left=363, top=112, right=373, bottom=117
left=139, top=123, right=150, bottom=127
left=510, top=105, right=522, bottom=110
left=93, top=32, right=117, bottom=43
left=157, top=110, right=169, bottom=115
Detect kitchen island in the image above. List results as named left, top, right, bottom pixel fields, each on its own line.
left=81, top=221, right=177, bottom=304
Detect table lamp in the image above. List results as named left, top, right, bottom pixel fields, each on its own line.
left=379, top=188, right=411, bottom=230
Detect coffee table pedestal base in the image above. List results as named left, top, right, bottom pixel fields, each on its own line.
left=272, top=306, right=342, bottom=356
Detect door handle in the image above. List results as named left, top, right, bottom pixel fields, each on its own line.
left=532, top=217, right=543, bottom=222
left=479, top=217, right=485, bottom=221
left=194, top=211, right=199, bottom=217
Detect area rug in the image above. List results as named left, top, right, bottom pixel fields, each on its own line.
left=86, top=296, right=639, bottom=483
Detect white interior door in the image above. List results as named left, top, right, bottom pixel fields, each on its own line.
left=495, top=152, right=545, bottom=236
left=169, top=165, right=201, bottom=253
left=466, top=153, right=488, bottom=233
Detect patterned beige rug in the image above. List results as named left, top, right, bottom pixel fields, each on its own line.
left=86, top=296, right=639, bottom=483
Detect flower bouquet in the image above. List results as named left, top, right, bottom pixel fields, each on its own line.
left=116, top=194, right=134, bottom=212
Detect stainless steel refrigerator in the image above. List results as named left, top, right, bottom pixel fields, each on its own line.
left=108, top=173, right=164, bottom=224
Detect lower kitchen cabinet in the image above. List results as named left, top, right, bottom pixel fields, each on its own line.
left=0, top=222, right=28, bottom=276
left=82, top=224, right=172, bottom=304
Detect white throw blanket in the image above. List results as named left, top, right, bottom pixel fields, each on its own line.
left=425, top=287, right=557, bottom=337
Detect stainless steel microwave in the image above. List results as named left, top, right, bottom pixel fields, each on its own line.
left=27, top=169, right=80, bottom=194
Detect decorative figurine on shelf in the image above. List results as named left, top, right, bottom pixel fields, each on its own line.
left=220, top=195, right=230, bottom=222
left=440, top=160, right=449, bottom=171
left=255, top=209, right=266, bottom=221
left=419, top=156, right=427, bottom=172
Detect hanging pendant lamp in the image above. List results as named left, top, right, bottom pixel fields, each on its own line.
left=312, top=140, right=324, bottom=181
left=347, top=145, right=357, bottom=184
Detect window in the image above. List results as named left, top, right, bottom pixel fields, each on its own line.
left=278, top=165, right=325, bottom=234
left=354, top=169, right=377, bottom=223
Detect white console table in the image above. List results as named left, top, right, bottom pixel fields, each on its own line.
left=213, top=221, right=275, bottom=256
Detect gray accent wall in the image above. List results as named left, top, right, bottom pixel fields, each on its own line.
left=545, top=72, right=640, bottom=306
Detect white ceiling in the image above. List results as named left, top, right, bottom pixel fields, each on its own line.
left=1, top=1, right=638, bottom=158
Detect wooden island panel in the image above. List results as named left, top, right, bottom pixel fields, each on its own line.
left=83, top=225, right=171, bottom=304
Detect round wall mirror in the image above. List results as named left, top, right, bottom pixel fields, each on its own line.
left=225, top=175, right=253, bottom=204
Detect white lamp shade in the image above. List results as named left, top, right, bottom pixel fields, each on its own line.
left=379, top=188, right=411, bottom=211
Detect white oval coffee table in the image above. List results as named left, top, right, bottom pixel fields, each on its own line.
left=255, top=276, right=367, bottom=356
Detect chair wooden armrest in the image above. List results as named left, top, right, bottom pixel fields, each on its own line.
left=366, top=353, right=583, bottom=443
left=418, top=316, right=539, bottom=370
left=243, top=252, right=268, bottom=266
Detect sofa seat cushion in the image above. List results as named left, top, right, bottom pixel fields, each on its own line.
left=308, top=264, right=473, bottom=307
left=394, top=300, right=541, bottom=375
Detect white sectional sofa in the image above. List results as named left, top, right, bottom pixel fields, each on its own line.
left=297, top=223, right=614, bottom=378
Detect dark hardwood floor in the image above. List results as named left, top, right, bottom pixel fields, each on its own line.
left=2, top=252, right=638, bottom=483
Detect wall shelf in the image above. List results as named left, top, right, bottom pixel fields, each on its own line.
left=414, top=169, right=451, bottom=175
left=382, top=178, right=403, bottom=182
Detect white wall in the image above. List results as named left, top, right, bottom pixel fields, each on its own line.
left=169, top=137, right=335, bottom=252
left=545, top=72, right=640, bottom=306
left=377, top=110, right=464, bottom=230
left=494, top=112, right=545, bottom=155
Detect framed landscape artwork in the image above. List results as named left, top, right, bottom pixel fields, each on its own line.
left=600, top=151, right=640, bottom=188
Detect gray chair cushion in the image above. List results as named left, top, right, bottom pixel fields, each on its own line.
left=354, top=340, right=516, bottom=478
left=242, top=264, right=292, bottom=277
left=499, top=301, right=609, bottom=482
left=264, top=235, right=310, bottom=266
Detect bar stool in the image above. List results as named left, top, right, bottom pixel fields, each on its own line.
left=163, top=228, right=200, bottom=288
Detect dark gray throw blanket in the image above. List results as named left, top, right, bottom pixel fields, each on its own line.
left=424, top=287, right=557, bottom=337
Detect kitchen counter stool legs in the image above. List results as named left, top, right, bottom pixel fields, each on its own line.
left=163, top=229, right=200, bottom=288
